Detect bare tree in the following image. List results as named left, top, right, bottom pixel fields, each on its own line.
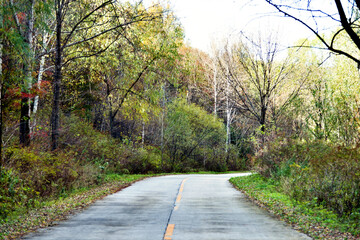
left=217, top=35, right=304, bottom=135
left=265, top=0, right=360, bottom=66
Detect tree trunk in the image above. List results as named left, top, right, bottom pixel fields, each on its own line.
left=160, top=84, right=166, bottom=169
left=0, top=16, right=3, bottom=166
left=93, top=103, right=104, bottom=131
left=20, top=97, right=31, bottom=145
left=109, top=109, right=115, bottom=137
left=105, top=78, right=116, bottom=137
left=225, top=73, right=231, bottom=153
left=33, top=31, right=48, bottom=116
left=260, top=106, right=266, bottom=133
left=51, top=1, right=62, bottom=150
left=213, top=63, right=217, bottom=116
left=20, top=0, right=35, bottom=146
left=141, top=121, right=145, bottom=148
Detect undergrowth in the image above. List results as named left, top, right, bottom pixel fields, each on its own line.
left=230, top=174, right=360, bottom=239
left=0, top=174, right=150, bottom=240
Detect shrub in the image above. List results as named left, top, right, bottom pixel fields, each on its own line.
left=4, top=147, right=79, bottom=198
left=122, top=147, right=160, bottom=174
left=0, top=168, right=31, bottom=218
left=254, top=138, right=360, bottom=217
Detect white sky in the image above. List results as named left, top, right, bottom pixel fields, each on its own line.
left=143, top=0, right=331, bottom=53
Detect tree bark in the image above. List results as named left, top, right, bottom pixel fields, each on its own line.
left=160, top=84, right=166, bottom=169
left=19, top=0, right=35, bottom=146
left=213, top=62, right=218, bottom=116
left=33, top=31, right=48, bottom=116
left=260, top=106, right=266, bottom=133
left=141, top=121, right=145, bottom=148
left=0, top=7, right=3, bottom=166
left=51, top=0, right=62, bottom=150
left=225, top=72, right=231, bottom=153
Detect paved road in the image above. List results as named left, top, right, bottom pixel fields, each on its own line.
left=24, top=173, right=311, bottom=240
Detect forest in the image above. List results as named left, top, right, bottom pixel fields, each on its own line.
left=1, top=0, right=360, bottom=238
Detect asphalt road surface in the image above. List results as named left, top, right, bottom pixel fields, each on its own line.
left=24, top=173, right=311, bottom=240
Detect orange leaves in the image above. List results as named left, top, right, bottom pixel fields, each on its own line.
left=16, top=12, right=26, bottom=24
left=5, top=81, right=51, bottom=101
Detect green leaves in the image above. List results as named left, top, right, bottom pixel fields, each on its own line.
left=164, top=98, right=226, bottom=171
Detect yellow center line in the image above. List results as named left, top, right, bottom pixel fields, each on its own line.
left=176, top=193, right=182, bottom=203
left=175, top=178, right=188, bottom=207
left=163, top=178, right=188, bottom=240
left=164, top=224, right=175, bottom=240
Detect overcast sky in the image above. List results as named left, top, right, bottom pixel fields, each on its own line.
left=143, top=0, right=317, bottom=53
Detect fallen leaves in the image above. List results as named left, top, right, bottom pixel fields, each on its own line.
left=0, top=175, right=148, bottom=240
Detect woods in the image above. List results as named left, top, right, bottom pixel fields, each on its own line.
left=2, top=0, right=360, bottom=238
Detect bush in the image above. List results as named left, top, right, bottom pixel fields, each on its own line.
left=4, top=147, right=81, bottom=198
left=254, top=138, right=360, bottom=217
left=0, top=168, right=31, bottom=218
left=122, top=147, right=161, bottom=174
left=1, top=146, right=104, bottom=218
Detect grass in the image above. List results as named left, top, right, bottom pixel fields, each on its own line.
left=230, top=174, right=359, bottom=240
left=0, top=174, right=151, bottom=240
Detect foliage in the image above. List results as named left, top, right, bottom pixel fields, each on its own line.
left=0, top=173, right=150, bottom=239
left=164, top=98, right=232, bottom=171
left=215, top=34, right=303, bottom=135
left=254, top=138, right=360, bottom=218
left=292, top=40, right=360, bottom=145
left=60, top=114, right=162, bottom=174
left=230, top=174, right=360, bottom=239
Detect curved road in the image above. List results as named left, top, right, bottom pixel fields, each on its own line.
left=24, top=173, right=311, bottom=240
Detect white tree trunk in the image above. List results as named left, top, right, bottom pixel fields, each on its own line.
left=160, top=84, right=166, bottom=168
left=33, top=31, right=49, bottom=115
left=226, top=72, right=231, bottom=153
left=213, top=62, right=217, bottom=116
left=19, top=0, right=35, bottom=145
left=141, top=120, right=145, bottom=148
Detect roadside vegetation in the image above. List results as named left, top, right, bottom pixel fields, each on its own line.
left=230, top=174, right=359, bottom=239
left=1, top=1, right=248, bottom=238
left=2, top=1, right=360, bottom=239
left=1, top=173, right=151, bottom=239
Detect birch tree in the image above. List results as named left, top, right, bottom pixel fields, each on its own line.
left=9, top=0, right=35, bottom=146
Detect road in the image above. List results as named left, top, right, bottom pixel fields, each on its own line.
left=24, top=173, right=311, bottom=240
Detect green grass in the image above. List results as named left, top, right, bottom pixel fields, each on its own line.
left=0, top=174, right=151, bottom=240
left=230, top=174, right=359, bottom=240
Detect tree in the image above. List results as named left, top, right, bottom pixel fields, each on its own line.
left=217, top=35, right=304, bottom=136
left=0, top=0, right=3, bottom=165
left=5, top=0, right=54, bottom=146
left=50, top=0, right=163, bottom=150
left=264, top=0, right=360, bottom=66
left=164, top=98, right=226, bottom=171
left=8, top=0, right=35, bottom=146
left=294, top=37, right=360, bottom=145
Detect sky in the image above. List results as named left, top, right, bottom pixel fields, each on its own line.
left=140, top=0, right=336, bottom=54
